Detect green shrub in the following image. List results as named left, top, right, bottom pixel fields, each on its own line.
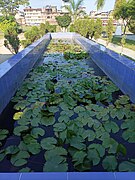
left=21, top=26, right=40, bottom=48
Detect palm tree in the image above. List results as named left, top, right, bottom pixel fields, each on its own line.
left=63, top=0, right=86, bottom=23
left=96, top=0, right=105, bottom=10
left=96, top=0, right=130, bottom=10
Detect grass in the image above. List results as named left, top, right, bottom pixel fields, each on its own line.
left=21, top=25, right=32, bottom=32
left=112, top=36, right=135, bottom=51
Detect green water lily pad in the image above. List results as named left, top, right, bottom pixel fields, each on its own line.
left=82, top=130, right=95, bottom=141
left=0, top=151, right=6, bottom=162
left=47, top=106, right=59, bottom=113
left=27, top=143, right=41, bottom=155
left=73, top=151, right=87, bottom=166
left=14, top=101, right=29, bottom=110
left=74, top=106, right=85, bottom=113
left=58, top=115, right=70, bottom=123
left=41, top=116, right=55, bottom=126
left=119, top=161, right=135, bottom=171
left=14, top=126, right=29, bottom=136
left=53, top=123, right=66, bottom=132
left=88, top=144, right=105, bottom=157
left=13, top=112, right=23, bottom=120
left=70, top=136, right=86, bottom=150
left=102, top=156, right=117, bottom=171
left=11, top=151, right=30, bottom=167
left=87, top=148, right=100, bottom=166
left=19, top=167, right=32, bottom=172
left=122, top=130, right=135, bottom=143
left=0, top=129, right=9, bottom=140
left=31, top=128, right=45, bottom=138
left=45, top=147, right=67, bottom=161
left=104, top=121, right=119, bottom=133
left=41, top=137, right=57, bottom=150
left=43, top=161, right=68, bottom=172
left=117, top=144, right=127, bottom=156
left=5, top=146, right=19, bottom=155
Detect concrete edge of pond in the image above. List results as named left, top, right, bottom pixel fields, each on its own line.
left=0, top=33, right=51, bottom=114
left=0, top=172, right=135, bottom=180
left=73, top=33, right=135, bottom=103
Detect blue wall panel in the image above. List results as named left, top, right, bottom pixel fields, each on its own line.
left=74, top=35, right=135, bottom=103
left=0, top=34, right=51, bottom=114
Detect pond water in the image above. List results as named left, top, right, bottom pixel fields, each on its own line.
left=0, top=40, right=135, bottom=172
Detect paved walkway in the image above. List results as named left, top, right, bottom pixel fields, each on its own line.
left=0, top=34, right=24, bottom=64
left=96, top=39, right=135, bottom=60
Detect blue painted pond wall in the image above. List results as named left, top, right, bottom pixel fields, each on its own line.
left=0, top=34, right=51, bottom=114
left=73, top=34, right=135, bottom=103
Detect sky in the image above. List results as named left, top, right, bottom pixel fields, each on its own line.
left=20, top=0, right=116, bottom=13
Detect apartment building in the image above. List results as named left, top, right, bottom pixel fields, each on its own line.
left=15, top=11, right=26, bottom=25
left=24, top=6, right=62, bottom=25
left=61, top=0, right=70, bottom=13
left=89, top=10, right=117, bottom=26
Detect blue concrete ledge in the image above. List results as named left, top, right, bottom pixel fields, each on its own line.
left=0, top=172, right=135, bottom=180
left=0, top=33, right=51, bottom=114
left=74, top=34, right=135, bottom=103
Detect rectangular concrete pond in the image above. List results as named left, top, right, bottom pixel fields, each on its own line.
left=0, top=33, right=135, bottom=173
left=0, top=33, right=135, bottom=114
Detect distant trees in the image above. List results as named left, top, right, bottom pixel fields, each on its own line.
left=21, top=22, right=56, bottom=48
left=72, top=18, right=102, bottom=40
left=56, top=14, right=71, bottom=32
left=113, top=0, right=135, bottom=35
left=39, top=22, right=56, bottom=36
left=94, top=19, right=102, bottom=40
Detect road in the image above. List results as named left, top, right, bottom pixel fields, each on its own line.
left=96, top=39, right=135, bottom=60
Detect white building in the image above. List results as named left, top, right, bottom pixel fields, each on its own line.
left=24, top=6, right=60, bottom=25
left=61, top=0, right=70, bottom=13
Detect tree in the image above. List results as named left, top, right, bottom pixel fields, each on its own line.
left=0, top=0, right=29, bottom=17
left=56, top=14, right=71, bottom=32
left=63, top=0, right=86, bottom=23
left=0, top=15, right=15, bottom=22
left=94, top=18, right=102, bottom=40
left=39, top=23, right=46, bottom=37
left=96, top=0, right=105, bottom=10
left=4, top=26, right=20, bottom=54
left=113, top=0, right=134, bottom=34
left=0, top=20, right=20, bottom=54
left=128, top=19, right=135, bottom=34
left=73, top=18, right=95, bottom=38
left=72, top=18, right=102, bottom=40
left=106, top=18, right=114, bottom=46
left=96, top=0, right=124, bottom=10
left=21, top=26, right=40, bottom=48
